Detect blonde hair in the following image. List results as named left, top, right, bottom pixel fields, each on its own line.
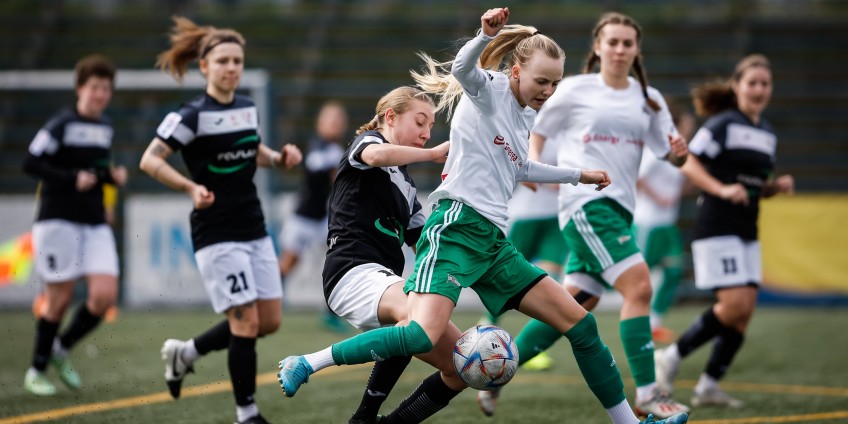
left=584, top=12, right=660, bottom=112
left=155, top=16, right=245, bottom=82
left=691, top=54, right=771, bottom=117
left=411, top=26, right=564, bottom=119
left=355, top=86, right=435, bottom=135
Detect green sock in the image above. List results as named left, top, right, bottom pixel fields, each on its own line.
left=650, top=266, right=682, bottom=316
left=330, top=320, right=433, bottom=365
left=620, top=316, right=655, bottom=387
left=564, top=313, right=626, bottom=409
left=514, top=318, right=562, bottom=366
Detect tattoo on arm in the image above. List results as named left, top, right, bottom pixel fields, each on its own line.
left=151, top=143, right=168, bottom=157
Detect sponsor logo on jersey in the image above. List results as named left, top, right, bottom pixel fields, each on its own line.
left=493, top=135, right=505, bottom=145
left=207, top=135, right=259, bottom=174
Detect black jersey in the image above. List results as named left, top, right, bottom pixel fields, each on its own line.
left=23, top=107, right=114, bottom=225
left=293, top=136, right=344, bottom=219
left=688, top=109, right=777, bottom=241
left=155, top=93, right=266, bottom=251
left=322, top=131, right=426, bottom=300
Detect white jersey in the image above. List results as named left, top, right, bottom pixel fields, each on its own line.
left=429, top=33, right=538, bottom=233
left=633, top=151, right=684, bottom=227
left=533, top=73, right=676, bottom=227
left=508, top=138, right=559, bottom=221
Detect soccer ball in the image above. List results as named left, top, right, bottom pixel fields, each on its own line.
left=453, top=324, right=519, bottom=390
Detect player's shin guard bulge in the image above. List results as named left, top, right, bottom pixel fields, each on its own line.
left=564, top=313, right=627, bottom=408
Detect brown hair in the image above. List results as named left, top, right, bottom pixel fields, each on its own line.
left=356, top=87, right=435, bottom=135
left=691, top=54, right=771, bottom=117
left=75, top=54, right=116, bottom=88
left=584, top=12, right=660, bottom=112
left=155, top=16, right=245, bottom=82
left=412, top=26, right=564, bottom=118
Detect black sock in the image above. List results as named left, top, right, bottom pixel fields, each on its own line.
left=676, top=306, right=723, bottom=357
left=228, top=335, right=257, bottom=406
left=350, top=356, right=412, bottom=422
left=195, top=320, right=232, bottom=355
left=706, top=326, right=744, bottom=380
left=59, top=304, right=102, bottom=351
left=381, top=371, right=462, bottom=424
left=32, top=318, right=60, bottom=371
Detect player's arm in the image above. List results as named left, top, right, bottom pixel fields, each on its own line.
left=762, top=174, right=795, bottom=198
left=360, top=141, right=449, bottom=167
left=519, top=161, right=610, bottom=191
left=257, top=143, right=302, bottom=170
left=451, top=8, right=509, bottom=97
left=139, top=138, right=214, bottom=209
left=680, top=153, right=748, bottom=206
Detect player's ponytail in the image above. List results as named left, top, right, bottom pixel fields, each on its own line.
left=356, top=86, right=435, bottom=136
left=412, top=25, right=563, bottom=119
left=584, top=12, right=660, bottom=112
left=691, top=54, right=770, bottom=118
left=156, top=16, right=245, bottom=82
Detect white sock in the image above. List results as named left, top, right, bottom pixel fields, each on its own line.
left=182, top=339, right=200, bottom=364
left=235, top=403, right=259, bottom=422
left=52, top=338, right=69, bottom=358
left=606, top=399, right=640, bottom=424
left=695, top=373, right=718, bottom=393
left=665, top=343, right=681, bottom=363
left=649, top=312, right=662, bottom=330
left=303, top=347, right=335, bottom=372
left=636, top=382, right=658, bottom=403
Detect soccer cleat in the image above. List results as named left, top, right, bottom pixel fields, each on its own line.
left=24, top=368, right=57, bottom=396
left=277, top=355, right=313, bottom=397
left=641, top=412, right=689, bottom=424
left=476, top=387, right=501, bottom=417
left=522, top=351, right=554, bottom=371
left=235, top=413, right=271, bottom=424
left=691, top=386, right=743, bottom=408
left=634, top=390, right=690, bottom=419
left=50, top=353, right=82, bottom=389
left=161, top=339, right=194, bottom=399
left=654, top=348, right=680, bottom=393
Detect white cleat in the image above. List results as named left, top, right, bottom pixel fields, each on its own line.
left=635, top=389, right=690, bottom=419
left=654, top=348, right=679, bottom=394
left=691, top=386, right=743, bottom=408
left=161, top=339, right=194, bottom=399
left=476, top=387, right=501, bottom=417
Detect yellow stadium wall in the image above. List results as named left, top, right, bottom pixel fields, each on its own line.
left=760, top=194, right=848, bottom=294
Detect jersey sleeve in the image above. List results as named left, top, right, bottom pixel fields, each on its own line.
left=688, top=115, right=728, bottom=163
left=405, top=197, right=425, bottom=248
left=23, top=111, right=76, bottom=186
left=155, top=105, right=199, bottom=152
left=645, top=89, right=675, bottom=159
left=347, top=135, right=384, bottom=170
left=451, top=33, right=499, bottom=114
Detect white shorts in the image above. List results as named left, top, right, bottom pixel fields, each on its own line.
left=691, top=236, right=762, bottom=290
left=280, top=214, right=327, bottom=255
left=32, top=220, right=119, bottom=283
left=194, top=236, right=283, bottom=314
left=564, top=253, right=645, bottom=298
left=327, top=263, right=404, bottom=331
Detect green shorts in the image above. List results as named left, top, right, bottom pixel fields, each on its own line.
left=562, top=198, right=642, bottom=289
left=405, top=199, right=547, bottom=316
left=509, top=217, right=569, bottom=266
left=634, top=224, right=683, bottom=269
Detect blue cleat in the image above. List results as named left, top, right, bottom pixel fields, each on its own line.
left=277, top=355, right=313, bottom=397
left=641, top=412, right=689, bottom=424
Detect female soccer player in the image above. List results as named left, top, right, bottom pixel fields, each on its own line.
left=278, top=8, right=687, bottom=424
left=23, top=54, right=126, bottom=396
left=497, top=12, right=690, bottom=419
left=654, top=54, right=793, bottom=408
left=634, top=100, right=696, bottom=343
left=139, top=17, right=301, bottom=424
left=277, top=100, right=350, bottom=333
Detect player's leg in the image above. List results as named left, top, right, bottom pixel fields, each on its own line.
left=25, top=280, right=74, bottom=395
left=648, top=226, right=684, bottom=342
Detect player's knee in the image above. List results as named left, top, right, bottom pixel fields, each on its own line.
left=258, top=316, right=281, bottom=336
left=404, top=320, right=434, bottom=355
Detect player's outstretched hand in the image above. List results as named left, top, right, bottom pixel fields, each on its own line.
left=111, top=165, right=128, bottom=187
left=719, top=183, right=749, bottom=206
left=668, top=134, right=688, bottom=167
left=279, top=144, right=303, bottom=169
left=580, top=169, right=611, bottom=191
left=430, top=140, right=450, bottom=163
left=190, top=184, right=215, bottom=209
left=481, top=7, right=509, bottom=37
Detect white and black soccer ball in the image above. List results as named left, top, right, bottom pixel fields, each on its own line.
left=453, top=324, right=519, bottom=390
